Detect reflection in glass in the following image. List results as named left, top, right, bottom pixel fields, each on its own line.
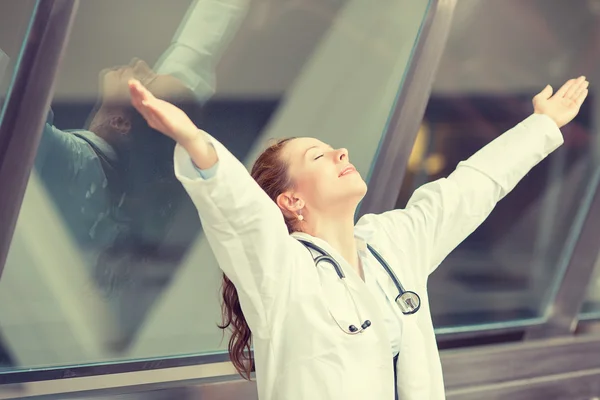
left=0, top=0, right=430, bottom=372
left=397, top=0, right=600, bottom=332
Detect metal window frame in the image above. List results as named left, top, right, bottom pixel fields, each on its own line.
left=358, top=0, right=457, bottom=216
left=0, top=0, right=79, bottom=278
left=525, top=167, right=600, bottom=340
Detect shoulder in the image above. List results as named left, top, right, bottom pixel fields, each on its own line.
left=356, top=209, right=413, bottom=237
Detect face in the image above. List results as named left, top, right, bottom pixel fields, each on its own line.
left=279, top=137, right=367, bottom=216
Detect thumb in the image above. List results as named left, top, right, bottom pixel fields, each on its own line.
left=536, top=85, right=554, bottom=101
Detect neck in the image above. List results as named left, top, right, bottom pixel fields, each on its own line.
left=305, top=210, right=359, bottom=270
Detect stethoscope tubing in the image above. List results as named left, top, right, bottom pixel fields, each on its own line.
left=298, top=239, right=407, bottom=295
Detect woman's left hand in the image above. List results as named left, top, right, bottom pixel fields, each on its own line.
left=533, top=76, right=589, bottom=128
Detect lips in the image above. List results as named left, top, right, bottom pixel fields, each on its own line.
left=339, top=165, right=356, bottom=177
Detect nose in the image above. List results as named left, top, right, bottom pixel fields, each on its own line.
left=336, top=148, right=349, bottom=162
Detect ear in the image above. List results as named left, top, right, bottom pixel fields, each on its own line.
left=276, top=191, right=304, bottom=215
left=109, top=114, right=132, bottom=135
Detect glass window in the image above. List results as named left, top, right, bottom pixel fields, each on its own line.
left=0, top=0, right=37, bottom=114
left=0, top=0, right=41, bottom=370
left=0, top=0, right=431, bottom=372
left=581, top=261, right=600, bottom=319
left=397, top=0, right=600, bottom=333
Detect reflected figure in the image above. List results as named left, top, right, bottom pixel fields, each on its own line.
left=35, top=59, right=202, bottom=339
left=30, top=0, right=250, bottom=347
left=37, top=58, right=199, bottom=251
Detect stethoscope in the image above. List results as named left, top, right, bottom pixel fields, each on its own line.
left=297, top=239, right=421, bottom=335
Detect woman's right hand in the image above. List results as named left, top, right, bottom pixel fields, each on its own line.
left=129, top=79, right=218, bottom=168
left=128, top=79, right=199, bottom=145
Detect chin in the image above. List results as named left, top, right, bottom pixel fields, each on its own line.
left=356, top=178, right=368, bottom=195
left=346, top=181, right=368, bottom=203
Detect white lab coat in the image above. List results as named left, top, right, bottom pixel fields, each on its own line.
left=173, top=114, right=563, bottom=400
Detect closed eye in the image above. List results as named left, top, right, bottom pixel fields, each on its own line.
left=314, top=154, right=324, bottom=160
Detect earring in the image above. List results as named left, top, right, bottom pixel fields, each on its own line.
left=297, top=214, right=304, bottom=221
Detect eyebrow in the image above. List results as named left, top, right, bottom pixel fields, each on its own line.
left=303, top=146, right=320, bottom=157
left=303, top=144, right=334, bottom=158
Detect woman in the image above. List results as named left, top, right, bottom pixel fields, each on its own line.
left=128, top=76, right=588, bottom=400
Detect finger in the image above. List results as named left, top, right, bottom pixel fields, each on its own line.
left=564, top=76, right=586, bottom=99
left=129, top=81, right=155, bottom=117
left=130, top=94, right=157, bottom=123
left=130, top=94, right=150, bottom=118
left=571, top=80, right=589, bottom=100
left=143, top=100, right=173, bottom=128
left=128, top=79, right=155, bottom=103
left=555, top=78, right=576, bottom=97
left=128, top=80, right=146, bottom=108
left=141, top=99, right=168, bottom=125
left=135, top=101, right=159, bottom=128
left=535, top=85, right=553, bottom=102
left=575, top=88, right=589, bottom=107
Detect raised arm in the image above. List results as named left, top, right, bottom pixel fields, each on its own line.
left=359, top=77, right=589, bottom=278
left=154, top=0, right=249, bottom=101
left=128, top=79, right=303, bottom=332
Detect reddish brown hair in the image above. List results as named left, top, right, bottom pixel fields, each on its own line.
left=219, top=137, right=297, bottom=380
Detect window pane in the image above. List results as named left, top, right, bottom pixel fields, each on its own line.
left=0, top=0, right=430, bottom=372
left=0, top=0, right=37, bottom=116
left=0, top=0, right=41, bottom=370
left=581, top=261, right=600, bottom=319
left=396, top=0, right=599, bottom=332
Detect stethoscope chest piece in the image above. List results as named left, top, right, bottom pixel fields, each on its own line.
left=395, top=291, right=421, bottom=314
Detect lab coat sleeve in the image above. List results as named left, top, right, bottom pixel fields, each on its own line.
left=154, top=0, right=249, bottom=101
left=173, top=135, right=303, bottom=334
left=363, top=113, right=563, bottom=277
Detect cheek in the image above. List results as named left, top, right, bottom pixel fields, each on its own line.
left=298, top=169, right=346, bottom=202
left=295, top=169, right=333, bottom=200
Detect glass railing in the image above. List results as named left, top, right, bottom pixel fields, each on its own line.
left=0, top=0, right=431, bottom=373
left=397, top=0, right=600, bottom=333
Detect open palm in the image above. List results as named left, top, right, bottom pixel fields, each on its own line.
left=533, top=76, right=589, bottom=128
left=128, top=79, right=200, bottom=145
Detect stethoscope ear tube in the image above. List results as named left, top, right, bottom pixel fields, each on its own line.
left=367, top=245, right=405, bottom=292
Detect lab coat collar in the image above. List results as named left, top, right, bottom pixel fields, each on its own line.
left=291, top=231, right=368, bottom=290
left=291, top=224, right=375, bottom=251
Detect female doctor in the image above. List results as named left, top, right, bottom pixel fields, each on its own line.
left=128, top=76, right=588, bottom=400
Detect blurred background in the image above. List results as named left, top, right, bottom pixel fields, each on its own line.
left=0, top=0, right=599, bottom=399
